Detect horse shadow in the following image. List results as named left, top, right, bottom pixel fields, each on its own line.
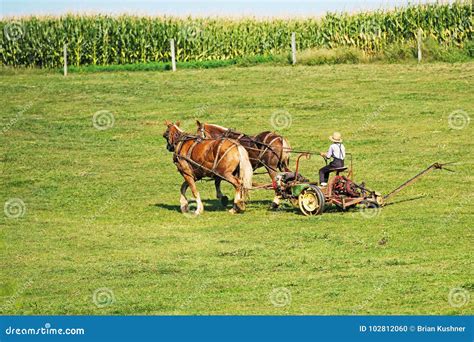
left=154, top=199, right=231, bottom=213
left=154, top=195, right=426, bottom=216
left=154, top=198, right=363, bottom=215
left=154, top=198, right=278, bottom=214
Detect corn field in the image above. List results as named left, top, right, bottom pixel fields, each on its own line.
left=1, top=2, right=472, bottom=68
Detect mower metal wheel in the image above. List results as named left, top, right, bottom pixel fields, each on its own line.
left=298, top=186, right=325, bottom=216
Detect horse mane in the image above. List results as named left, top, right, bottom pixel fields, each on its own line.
left=207, top=123, right=246, bottom=136
left=207, top=123, right=229, bottom=131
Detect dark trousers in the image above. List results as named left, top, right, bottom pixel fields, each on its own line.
left=319, top=158, right=344, bottom=183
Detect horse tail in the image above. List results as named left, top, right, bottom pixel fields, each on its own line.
left=237, top=144, right=253, bottom=192
left=280, top=137, right=291, bottom=171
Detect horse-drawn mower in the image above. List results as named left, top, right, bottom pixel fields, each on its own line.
left=164, top=120, right=453, bottom=216
left=265, top=153, right=454, bottom=216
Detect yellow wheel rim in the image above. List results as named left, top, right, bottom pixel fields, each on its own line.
left=300, top=192, right=319, bottom=212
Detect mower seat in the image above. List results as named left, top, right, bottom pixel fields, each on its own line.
left=330, top=167, right=348, bottom=175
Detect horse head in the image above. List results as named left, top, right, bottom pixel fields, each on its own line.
left=196, top=120, right=206, bottom=139
left=163, top=120, right=182, bottom=152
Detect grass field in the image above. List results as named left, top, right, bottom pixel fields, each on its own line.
left=1, top=62, right=473, bottom=315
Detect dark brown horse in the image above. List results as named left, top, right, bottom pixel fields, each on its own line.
left=163, top=121, right=253, bottom=214
left=196, top=121, right=291, bottom=207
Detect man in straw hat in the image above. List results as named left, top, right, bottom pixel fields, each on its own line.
left=319, top=132, right=345, bottom=186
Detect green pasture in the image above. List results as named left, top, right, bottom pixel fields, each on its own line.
left=1, top=62, right=472, bottom=315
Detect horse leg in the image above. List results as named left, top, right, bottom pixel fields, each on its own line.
left=183, top=175, right=204, bottom=215
left=215, top=178, right=229, bottom=207
left=180, top=181, right=189, bottom=213
left=222, top=173, right=245, bottom=214
left=267, top=168, right=282, bottom=210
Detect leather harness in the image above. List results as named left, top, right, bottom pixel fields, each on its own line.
left=173, top=135, right=237, bottom=180
left=220, top=129, right=283, bottom=172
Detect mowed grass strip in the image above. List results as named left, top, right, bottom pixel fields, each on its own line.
left=0, top=62, right=473, bottom=314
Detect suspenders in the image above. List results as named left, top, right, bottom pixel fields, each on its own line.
left=333, top=143, right=344, bottom=160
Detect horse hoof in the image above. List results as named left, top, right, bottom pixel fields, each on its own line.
left=269, top=202, right=279, bottom=210
left=180, top=205, right=189, bottom=213
left=229, top=203, right=245, bottom=214
left=220, top=196, right=229, bottom=207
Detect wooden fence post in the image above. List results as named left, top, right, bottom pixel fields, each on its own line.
left=63, top=44, right=68, bottom=76
left=417, top=28, right=422, bottom=63
left=291, top=32, right=296, bottom=65
left=170, top=39, right=176, bottom=72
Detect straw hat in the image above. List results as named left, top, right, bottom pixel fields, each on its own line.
left=329, top=132, right=342, bottom=143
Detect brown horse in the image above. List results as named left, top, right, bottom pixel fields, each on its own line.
left=196, top=121, right=291, bottom=208
left=163, top=121, right=253, bottom=215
